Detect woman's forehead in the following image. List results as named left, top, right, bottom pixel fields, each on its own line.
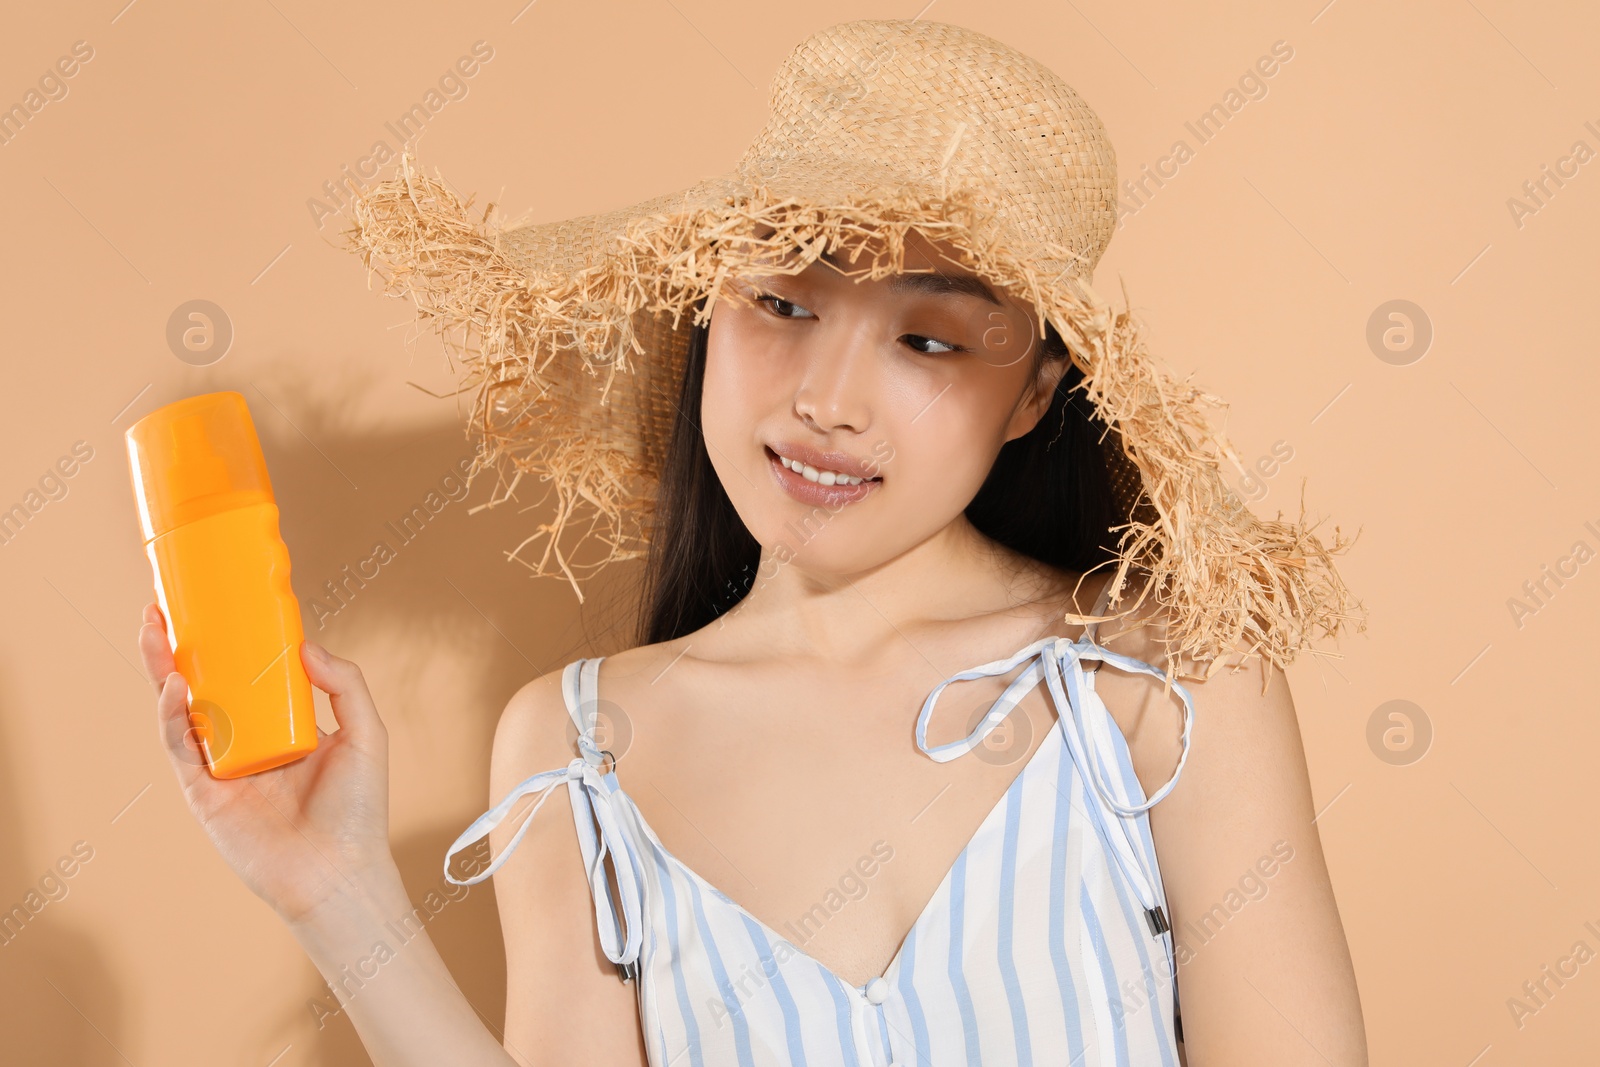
left=742, top=224, right=1026, bottom=308
left=758, top=222, right=966, bottom=263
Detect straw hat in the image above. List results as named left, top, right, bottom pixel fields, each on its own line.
left=339, top=18, right=1363, bottom=677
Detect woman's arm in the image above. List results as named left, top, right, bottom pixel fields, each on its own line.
left=486, top=671, right=650, bottom=1064
left=252, top=658, right=648, bottom=1064
left=1100, top=594, right=1368, bottom=1066
left=288, top=858, right=522, bottom=1065
left=138, top=604, right=520, bottom=1066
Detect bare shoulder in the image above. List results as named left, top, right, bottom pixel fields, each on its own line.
left=485, top=666, right=649, bottom=1065
left=489, top=669, right=576, bottom=793
left=1088, top=569, right=1310, bottom=845
left=587, top=632, right=698, bottom=687
left=578, top=631, right=724, bottom=738
left=1084, top=571, right=1266, bottom=795
left=1094, top=573, right=1368, bottom=1063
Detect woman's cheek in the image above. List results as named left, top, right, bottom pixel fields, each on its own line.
left=700, top=378, right=759, bottom=496
left=886, top=407, right=995, bottom=513
left=702, top=315, right=768, bottom=438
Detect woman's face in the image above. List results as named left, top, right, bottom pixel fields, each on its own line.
left=700, top=228, right=1066, bottom=577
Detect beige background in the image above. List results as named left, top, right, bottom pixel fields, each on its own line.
left=2, top=0, right=1597, bottom=1063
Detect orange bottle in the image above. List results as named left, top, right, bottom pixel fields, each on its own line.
left=125, top=391, right=317, bottom=778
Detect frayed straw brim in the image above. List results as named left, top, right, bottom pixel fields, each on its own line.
left=336, top=19, right=1365, bottom=681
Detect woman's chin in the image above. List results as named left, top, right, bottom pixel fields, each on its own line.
left=749, top=535, right=888, bottom=585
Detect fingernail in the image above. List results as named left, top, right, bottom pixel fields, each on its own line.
left=304, top=640, right=327, bottom=662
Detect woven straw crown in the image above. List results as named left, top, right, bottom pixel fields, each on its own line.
left=341, top=18, right=1363, bottom=677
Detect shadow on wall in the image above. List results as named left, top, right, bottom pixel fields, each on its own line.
left=222, top=365, right=648, bottom=1064
left=240, top=369, right=640, bottom=1067
left=10, top=355, right=647, bottom=1063
left=0, top=672, right=126, bottom=1067
left=266, top=829, right=513, bottom=1066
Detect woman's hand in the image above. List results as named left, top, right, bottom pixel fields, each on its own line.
left=138, top=601, right=396, bottom=926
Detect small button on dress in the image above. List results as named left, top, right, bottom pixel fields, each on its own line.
left=444, top=580, right=1194, bottom=1065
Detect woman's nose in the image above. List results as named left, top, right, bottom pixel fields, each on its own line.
left=791, top=322, right=876, bottom=433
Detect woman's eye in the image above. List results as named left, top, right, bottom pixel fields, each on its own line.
left=902, top=333, right=962, bottom=355
left=756, top=294, right=815, bottom=319
left=752, top=293, right=960, bottom=353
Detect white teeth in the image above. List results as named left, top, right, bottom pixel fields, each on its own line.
left=779, top=454, right=865, bottom=486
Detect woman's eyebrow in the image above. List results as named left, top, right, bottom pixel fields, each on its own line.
left=811, top=244, right=1003, bottom=306
left=885, top=270, right=1002, bottom=306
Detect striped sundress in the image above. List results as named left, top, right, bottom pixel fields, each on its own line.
left=445, top=585, right=1196, bottom=1066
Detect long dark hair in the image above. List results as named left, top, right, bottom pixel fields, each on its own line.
left=635, top=306, right=1119, bottom=646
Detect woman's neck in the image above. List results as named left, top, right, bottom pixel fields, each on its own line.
left=723, top=517, right=1078, bottom=667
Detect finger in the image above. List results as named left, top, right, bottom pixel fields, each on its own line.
left=139, top=604, right=176, bottom=696
left=156, top=671, right=206, bottom=790
left=300, top=641, right=384, bottom=742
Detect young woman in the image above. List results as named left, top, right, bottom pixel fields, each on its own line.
left=138, top=19, right=1366, bottom=1067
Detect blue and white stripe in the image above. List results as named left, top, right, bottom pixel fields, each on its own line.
left=444, top=612, right=1193, bottom=1066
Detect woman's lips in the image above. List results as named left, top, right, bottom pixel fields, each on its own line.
left=765, top=447, right=881, bottom=506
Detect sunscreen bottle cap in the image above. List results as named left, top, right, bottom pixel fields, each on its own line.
left=125, top=391, right=275, bottom=542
